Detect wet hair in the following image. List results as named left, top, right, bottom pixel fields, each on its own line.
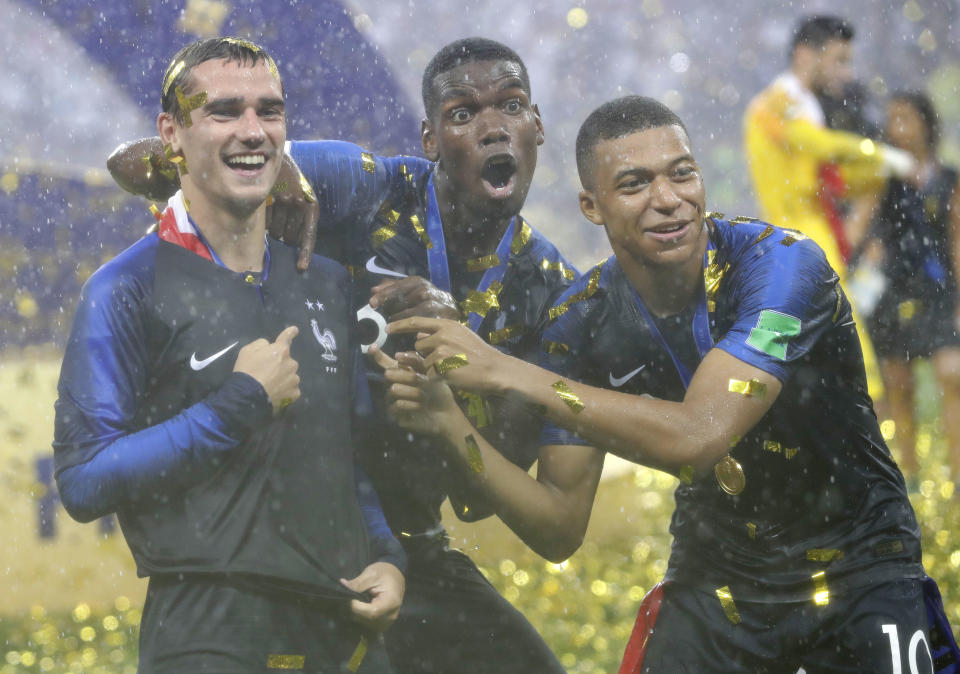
left=421, top=37, right=530, bottom=119
left=889, top=90, right=940, bottom=150
left=791, top=15, right=854, bottom=54
left=161, top=37, right=282, bottom=124
left=575, top=96, right=688, bottom=190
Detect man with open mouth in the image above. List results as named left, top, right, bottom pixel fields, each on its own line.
left=106, top=37, right=571, bottom=674
left=384, top=95, right=958, bottom=674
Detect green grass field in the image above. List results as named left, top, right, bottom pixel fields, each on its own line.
left=0, top=360, right=957, bottom=673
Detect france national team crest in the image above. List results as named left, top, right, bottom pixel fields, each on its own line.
left=311, top=319, right=339, bottom=364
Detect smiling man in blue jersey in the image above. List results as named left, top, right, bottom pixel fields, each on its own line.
left=383, top=96, right=959, bottom=673
left=54, top=38, right=404, bottom=673
left=106, top=38, right=572, bottom=674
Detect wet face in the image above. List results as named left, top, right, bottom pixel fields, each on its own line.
left=579, top=125, right=707, bottom=269
left=422, top=59, right=544, bottom=221
left=811, top=39, right=852, bottom=98
left=159, top=58, right=285, bottom=217
left=886, top=99, right=928, bottom=157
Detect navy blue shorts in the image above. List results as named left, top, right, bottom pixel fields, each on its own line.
left=629, top=578, right=943, bottom=673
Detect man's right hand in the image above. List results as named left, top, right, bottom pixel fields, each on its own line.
left=265, top=154, right=320, bottom=272
left=233, top=326, right=301, bottom=413
left=369, top=276, right=459, bottom=321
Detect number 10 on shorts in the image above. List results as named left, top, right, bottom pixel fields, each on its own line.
left=882, top=624, right=933, bottom=674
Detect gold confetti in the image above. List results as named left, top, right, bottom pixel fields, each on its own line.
left=162, top=60, right=185, bottom=98
left=399, top=164, right=414, bottom=183
left=553, top=380, right=585, bottom=414
left=704, top=249, right=729, bottom=312
left=781, top=235, right=800, bottom=247
left=435, top=353, right=469, bottom=375
left=410, top=214, right=432, bottom=249
left=678, top=465, right=694, bottom=484
left=807, top=549, right=844, bottom=562
left=361, top=152, right=376, bottom=173
left=489, top=325, right=523, bottom=344
left=149, top=204, right=163, bottom=221
left=511, top=219, right=532, bottom=254
left=377, top=203, right=400, bottom=226
left=728, top=378, right=766, bottom=398
left=462, top=392, right=492, bottom=428
left=174, top=85, right=207, bottom=127
left=746, top=522, right=757, bottom=539
left=705, top=211, right=725, bottom=220
left=715, top=586, right=741, bottom=624
left=466, top=253, right=501, bottom=272
left=763, top=440, right=782, bottom=454
left=465, top=434, right=484, bottom=473
left=267, top=654, right=305, bottom=669
left=542, top=258, right=575, bottom=280
left=543, top=341, right=570, bottom=355
left=832, top=286, right=843, bottom=323
left=812, top=571, right=830, bottom=605
left=728, top=215, right=759, bottom=224
left=462, top=281, right=502, bottom=318
left=270, top=181, right=289, bottom=195
left=244, top=274, right=256, bottom=284
left=347, top=636, right=367, bottom=672
left=372, top=226, right=396, bottom=247
left=752, top=225, right=775, bottom=245
left=550, top=265, right=602, bottom=320
left=784, top=447, right=799, bottom=460
left=168, top=153, right=188, bottom=175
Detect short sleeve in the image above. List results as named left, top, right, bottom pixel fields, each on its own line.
left=715, top=238, right=840, bottom=383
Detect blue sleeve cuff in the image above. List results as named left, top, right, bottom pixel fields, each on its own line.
left=204, top=372, right=273, bottom=437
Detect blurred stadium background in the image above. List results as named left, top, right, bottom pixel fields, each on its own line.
left=1, top=1, right=958, bottom=672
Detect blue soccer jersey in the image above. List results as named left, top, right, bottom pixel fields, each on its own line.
left=290, top=140, right=578, bottom=532
left=539, top=216, right=923, bottom=600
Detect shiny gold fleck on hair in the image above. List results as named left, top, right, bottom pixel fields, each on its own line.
left=552, top=380, right=585, bottom=414
left=162, top=60, right=186, bottom=98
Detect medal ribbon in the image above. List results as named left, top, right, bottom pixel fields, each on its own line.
left=425, top=172, right=518, bottom=333
left=629, top=242, right=716, bottom=389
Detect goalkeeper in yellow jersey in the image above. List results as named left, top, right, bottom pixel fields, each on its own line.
left=744, top=15, right=915, bottom=398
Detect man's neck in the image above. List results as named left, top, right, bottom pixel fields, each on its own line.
left=434, top=169, right=513, bottom=259
left=618, top=241, right=707, bottom=318
left=181, top=183, right=266, bottom=272
left=789, top=64, right=815, bottom=93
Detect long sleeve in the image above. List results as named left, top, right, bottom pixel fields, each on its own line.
left=53, top=239, right=272, bottom=523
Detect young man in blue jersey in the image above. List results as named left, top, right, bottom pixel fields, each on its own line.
left=55, top=38, right=404, bottom=673
left=383, top=96, right=958, bottom=673
left=106, top=38, right=571, bottom=674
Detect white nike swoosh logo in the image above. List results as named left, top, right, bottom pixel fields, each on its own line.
left=190, top=342, right=239, bottom=371
left=609, top=364, right=647, bottom=388
left=366, top=256, right=407, bottom=278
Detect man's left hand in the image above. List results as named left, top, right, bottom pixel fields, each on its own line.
left=340, top=562, right=405, bottom=632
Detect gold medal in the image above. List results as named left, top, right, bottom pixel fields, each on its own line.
left=714, top=455, right=745, bottom=495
